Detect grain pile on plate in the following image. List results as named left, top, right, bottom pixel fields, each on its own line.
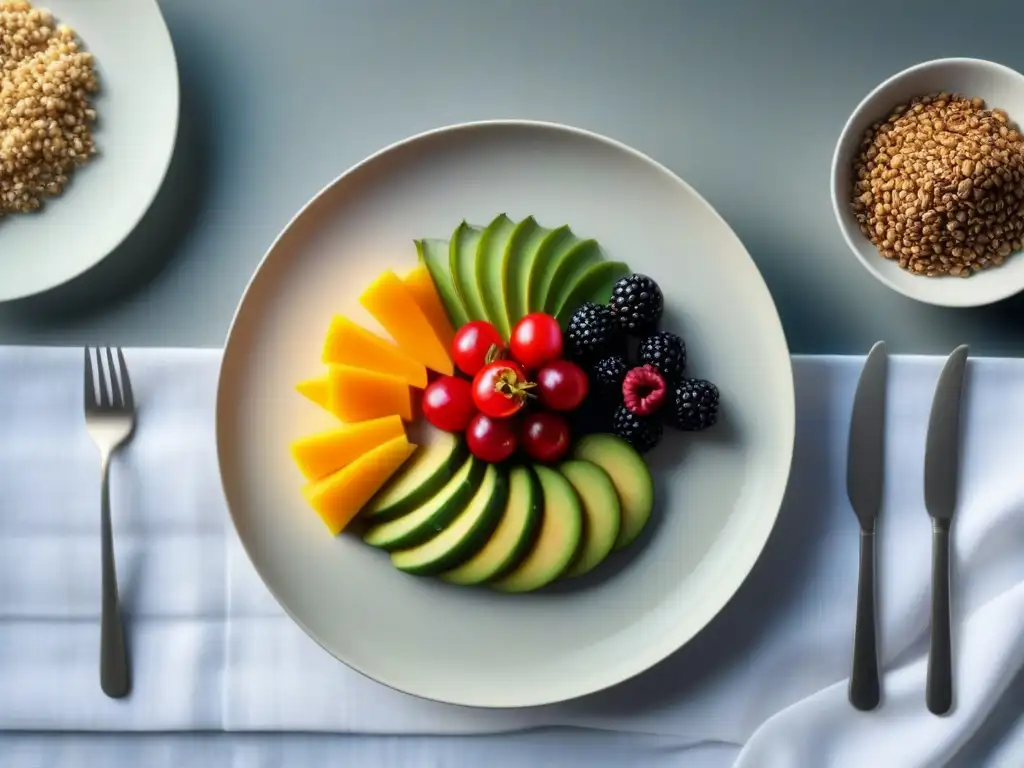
left=0, top=0, right=98, bottom=216
left=851, top=92, right=1024, bottom=277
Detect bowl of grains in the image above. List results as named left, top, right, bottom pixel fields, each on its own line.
left=832, top=58, right=1024, bottom=307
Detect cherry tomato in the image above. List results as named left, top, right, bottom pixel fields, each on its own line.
left=520, top=411, right=571, bottom=463
left=421, top=376, right=476, bottom=432
left=466, top=413, right=518, bottom=463
left=535, top=359, right=589, bottom=412
left=509, top=313, right=563, bottom=370
left=452, top=321, right=505, bottom=376
left=472, top=359, right=535, bottom=418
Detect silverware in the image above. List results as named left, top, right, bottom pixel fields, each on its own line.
left=84, top=347, right=136, bottom=699
left=923, top=344, right=969, bottom=715
left=846, top=340, right=888, bottom=711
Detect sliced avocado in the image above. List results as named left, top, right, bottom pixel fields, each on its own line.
left=572, top=434, right=654, bottom=550
left=390, top=464, right=509, bottom=576
left=449, top=221, right=488, bottom=323
left=362, top=432, right=467, bottom=521
left=559, top=460, right=621, bottom=578
left=526, top=226, right=576, bottom=314
left=416, top=238, right=470, bottom=329
left=475, top=213, right=517, bottom=338
left=362, top=455, right=483, bottom=551
left=554, top=261, right=631, bottom=326
left=491, top=464, right=582, bottom=593
left=440, top=464, right=542, bottom=586
left=542, top=239, right=601, bottom=316
left=501, top=216, right=546, bottom=332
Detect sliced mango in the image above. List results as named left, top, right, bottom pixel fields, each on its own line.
left=402, top=264, right=456, bottom=350
left=359, top=269, right=454, bottom=375
left=302, top=435, right=417, bottom=534
left=296, top=374, right=330, bottom=410
left=327, top=364, right=412, bottom=422
left=290, top=415, right=406, bottom=481
left=322, top=314, right=427, bottom=389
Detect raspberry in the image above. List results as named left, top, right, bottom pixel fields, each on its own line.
left=622, top=364, right=667, bottom=417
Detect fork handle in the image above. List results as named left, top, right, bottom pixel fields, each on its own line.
left=100, top=456, right=131, bottom=699
left=927, top=519, right=952, bottom=715
left=849, top=528, right=880, bottom=710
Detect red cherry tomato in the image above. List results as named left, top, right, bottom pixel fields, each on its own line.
left=421, top=376, right=476, bottom=432
left=535, top=359, right=589, bottom=412
left=452, top=321, right=505, bottom=376
left=520, top=411, right=571, bottom=463
left=466, top=413, right=518, bottom=463
left=509, top=313, right=563, bottom=370
left=472, top=359, right=535, bottom=418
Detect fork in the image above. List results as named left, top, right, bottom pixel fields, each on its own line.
left=84, top=347, right=135, bottom=698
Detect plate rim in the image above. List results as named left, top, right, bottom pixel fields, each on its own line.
left=0, top=0, right=181, bottom=303
left=215, top=118, right=796, bottom=708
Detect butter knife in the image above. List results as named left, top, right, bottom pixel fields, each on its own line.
left=923, top=344, right=969, bottom=715
left=846, top=341, right=888, bottom=711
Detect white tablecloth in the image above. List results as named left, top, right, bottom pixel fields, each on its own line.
left=0, top=347, right=1022, bottom=767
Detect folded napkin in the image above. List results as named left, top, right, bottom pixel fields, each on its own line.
left=1, top=347, right=1022, bottom=768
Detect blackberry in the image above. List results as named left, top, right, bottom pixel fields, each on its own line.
left=612, top=404, right=663, bottom=453
left=638, top=331, right=686, bottom=383
left=609, top=274, right=663, bottom=336
left=592, top=355, right=629, bottom=401
left=566, top=302, right=625, bottom=361
left=666, top=378, right=720, bottom=431
left=568, top=391, right=615, bottom=437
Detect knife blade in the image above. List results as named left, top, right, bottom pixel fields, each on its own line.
left=846, top=340, right=888, bottom=711
left=924, top=344, right=969, bottom=716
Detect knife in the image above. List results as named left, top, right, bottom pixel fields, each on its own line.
left=923, top=344, right=969, bottom=715
left=846, top=340, right=888, bottom=711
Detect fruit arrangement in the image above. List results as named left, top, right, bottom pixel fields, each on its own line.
left=287, top=214, right=720, bottom=592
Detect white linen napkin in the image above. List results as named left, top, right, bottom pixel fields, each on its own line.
left=0, top=347, right=1021, bottom=768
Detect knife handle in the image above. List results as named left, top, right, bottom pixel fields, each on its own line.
left=927, top=519, right=953, bottom=715
left=849, top=528, right=880, bottom=710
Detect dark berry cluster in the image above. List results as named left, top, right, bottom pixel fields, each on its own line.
left=564, top=274, right=720, bottom=453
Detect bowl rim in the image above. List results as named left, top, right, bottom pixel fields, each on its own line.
left=830, top=56, right=1024, bottom=308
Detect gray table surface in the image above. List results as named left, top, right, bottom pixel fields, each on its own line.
left=2, top=1, right=1023, bottom=766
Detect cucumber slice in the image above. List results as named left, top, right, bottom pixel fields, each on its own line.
left=554, top=261, right=631, bottom=326
left=491, top=464, right=582, bottom=593
left=559, top=460, right=621, bottom=578
left=440, top=464, right=541, bottom=586
left=572, top=434, right=654, bottom=550
left=449, top=221, right=487, bottom=322
left=526, top=226, right=576, bottom=314
left=362, top=456, right=483, bottom=551
left=542, top=239, right=601, bottom=316
left=503, top=217, right=547, bottom=330
left=416, top=238, right=470, bottom=329
left=475, top=213, right=516, bottom=339
left=390, top=465, right=509, bottom=576
left=362, top=432, right=467, bottom=521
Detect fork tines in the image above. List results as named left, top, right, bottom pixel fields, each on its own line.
left=84, top=347, right=135, bottom=412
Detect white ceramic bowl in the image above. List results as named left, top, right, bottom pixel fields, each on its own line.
left=831, top=57, right=1024, bottom=307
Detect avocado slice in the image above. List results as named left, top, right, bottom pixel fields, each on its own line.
left=558, top=460, right=622, bottom=578
left=572, top=434, right=654, bottom=550
left=526, top=226, right=576, bottom=314
left=554, top=261, right=631, bottom=326
left=542, top=239, right=601, bottom=316
left=449, top=221, right=488, bottom=323
left=390, top=464, right=509, bottom=576
left=416, top=238, right=470, bottom=329
left=491, top=464, right=583, bottom=593
left=440, top=464, right=542, bottom=586
left=501, top=216, right=547, bottom=332
left=362, top=455, right=484, bottom=551
left=362, top=432, right=467, bottom=522
left=475, top=213, right=517, bottom=338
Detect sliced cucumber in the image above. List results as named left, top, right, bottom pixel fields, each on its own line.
left=526, top=226, right=576, bottom=314
left=362, top=432, right=467, bottom=521
left=416, top=238, right=469, bottom=329
left=503, top=217, right=547, bottom=330
left=572, top=434, right=654, bottom=550
left=491, top=464, right=582, bottom=593
left=475, top=213, right=517, bottom=339
left=559, top=460, right=621, bottom=578
left=449, top=221, right=487, bottom=323
left=390, top=465, right=509, bottom=576
left=554, top=260, right=631, bottom=326
left=362, top=455, right=483, bottom=551
left=440, top=464, right=541, bottom=586
left=542, top=239, right=601, bottom=316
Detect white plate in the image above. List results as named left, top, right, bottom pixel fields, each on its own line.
left=216, top=121, right=796, bottom=708
left=0, top=0, right=179, bottom=302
